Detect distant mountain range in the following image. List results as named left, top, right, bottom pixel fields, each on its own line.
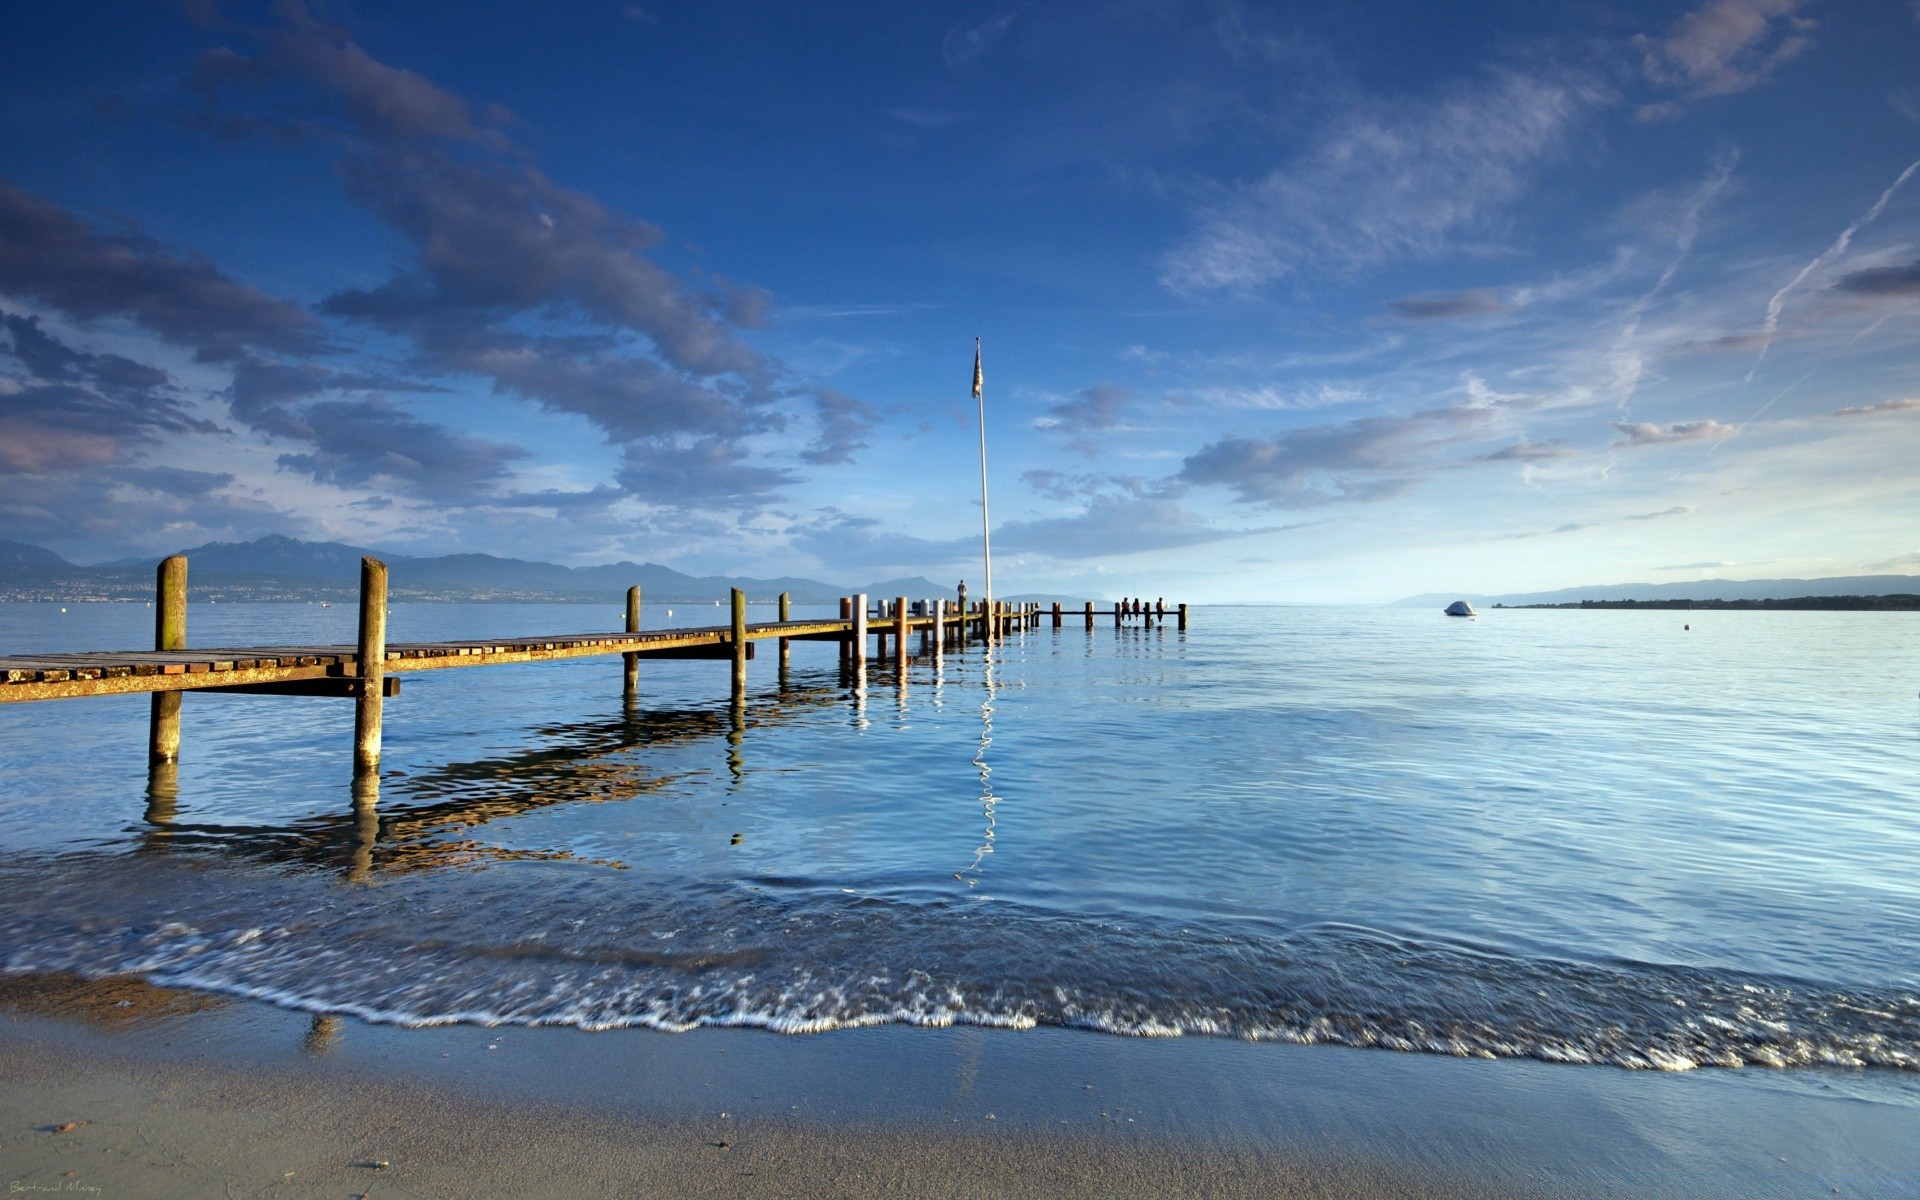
left=0, top=535, right=956, bottom=605
left=1394, top=574, right=1920, bottom=609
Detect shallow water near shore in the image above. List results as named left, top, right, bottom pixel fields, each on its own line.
left=3, top=602, right=1920, bottom=1079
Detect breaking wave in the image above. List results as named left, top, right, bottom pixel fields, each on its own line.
left=4, top=855, right=1917, bottom=1072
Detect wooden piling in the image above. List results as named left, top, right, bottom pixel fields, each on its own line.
left=352, top=557, right=388, bottom=777
left=895, top=595, right=909, bottom=668
left=730, top=588, right=748, bottom=696
left=778, top=591, right=791, bottom=676
left=1178, top=602, right=1189, bottom=630
left=1084, top=600, right=1094, bottom=631
left=623, top=585, right=641, bottom=696
left=147, top=555, right=188, bottom=764
left=839, top=597, right=853, bottom=665
left=933, top=600, right=945, bottom=663
left=852, top=593, right=867, bottom=665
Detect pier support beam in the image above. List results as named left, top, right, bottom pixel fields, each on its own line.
left=730, top=588, right=748, bottom=698
left=839, top=597, right=852, bottom=666
left=852, top=593, right=867, bottom=667
left=1084, top=600, right=1094, bottom=631
left=147, top=555, right=188, bottom=763
left=1178, top=603, right=1189, bottom=631
left=895, top=595, right=909, bottom=669
left=353, top=557, right=388, bottom=778
left=623, top=585, right=642, bottom=696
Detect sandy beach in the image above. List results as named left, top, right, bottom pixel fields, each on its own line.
left=4, top=973, right=1917, bottom=1198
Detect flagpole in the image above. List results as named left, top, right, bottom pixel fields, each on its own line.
left=974, top=337, right=993, bottom=622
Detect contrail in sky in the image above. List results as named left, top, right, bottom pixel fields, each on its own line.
left=1747, top=157, right=1920, bottom=381
left=1614, top=151, right=1737, bottom=414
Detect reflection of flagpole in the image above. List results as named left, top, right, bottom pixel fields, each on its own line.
left=973, top=337, right=993, bottom=615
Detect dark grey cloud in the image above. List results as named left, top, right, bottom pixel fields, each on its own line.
left=1180, top=404, right=1503, bottom=506
left=1666, top=330, right=1771, bottom=354
left=616, top=439, right=797, bottom=506
left=450, top=334, right=779, bottom=443
left=1834, top=397, right=1920, bottom=416
left=226, top=355, right=448, bottom=438
left=1831, top=257, right=1920, bottom=298
left=1480, top=439, right=1574, bottom=461
left=0, top=465, right=284, bottom=559
left=1495, top=505, right=1691, bottom=540
left=0, top=311, right=217, bottom=473
left=275, top=398, right=526, bottom=503
left=1383, top=289, right=1511, bottom=320
left=322, top=151, right=762, bottom=381
left=120, top=466, right=235, bottom=497
left=185, top=3, right=874, bottom=511
left=1611, top=419, right=1736, bottom=446
left=0, top=180, right=316, bottom=362
left=1036, top=382, right=1130, bottom=457
left=492, top=484, right=626, bottom=512
left=801, top=389, right=880, bottom=465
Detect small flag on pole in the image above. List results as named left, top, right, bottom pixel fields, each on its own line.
left=972, top=341, right=983, bottom=400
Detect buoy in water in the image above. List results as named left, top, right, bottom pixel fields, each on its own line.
left=1444, top=600, right=1476, bottom=617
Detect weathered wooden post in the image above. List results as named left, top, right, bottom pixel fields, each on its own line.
left=623, top=585, right=642, bottom=697
left=853, top=593, right=868, bottom=666
left=932, top=600, right=944, bottom=664
left=1051, top=601, right=1061, bottom=629
left=778, top=591, right=792, bottom=677
left=353, top=557, right=388, bottom=777
left=957, top=585, right=969, bottom=647
left=1084, top=600, right=1094, bottom=631
left=1114, top=599, right=1122, bottom=628
left=839, top=596, right=853, bottom=665
left=730, top=588, right=748, bottom=698
left=147, top=555, right=188, bottom=763
left=1178, top=602, right=1189, bottom=630
left=895, top=595, right=909, bottom=667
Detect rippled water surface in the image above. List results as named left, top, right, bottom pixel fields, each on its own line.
left=4, top=601, right=1919, bottom=1072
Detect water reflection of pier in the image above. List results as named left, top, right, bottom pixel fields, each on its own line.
left=138, top=673, right=857, bottom=879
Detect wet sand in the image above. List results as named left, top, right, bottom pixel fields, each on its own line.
left=2, top=974, right=1916, bottom=1198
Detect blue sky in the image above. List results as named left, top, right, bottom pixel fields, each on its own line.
left=1, top=1, right=1916, bottom=601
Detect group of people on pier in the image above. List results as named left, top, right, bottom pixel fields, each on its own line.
left=1118, top=597, right=1166, bottom=623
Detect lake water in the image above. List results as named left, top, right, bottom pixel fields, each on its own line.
left=3, top=602, right=1919, bottom=1075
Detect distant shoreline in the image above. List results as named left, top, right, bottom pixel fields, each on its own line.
left=1498, top=594, right=1920, bottom=611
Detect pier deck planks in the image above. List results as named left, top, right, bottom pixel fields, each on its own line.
left=0, top=616, right=954, bottom=703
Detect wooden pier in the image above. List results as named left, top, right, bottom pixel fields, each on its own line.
left=0, top=556, right=1188, bottom=779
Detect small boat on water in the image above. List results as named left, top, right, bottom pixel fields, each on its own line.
left=1444, top=600, right=1476, bottom=617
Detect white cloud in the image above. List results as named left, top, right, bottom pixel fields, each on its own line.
left=1636, top=0, right=1815, bottom=102
left=942, top=13, right=1017, bottom=69
left=1162, top=68, right=1604, bottom=293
